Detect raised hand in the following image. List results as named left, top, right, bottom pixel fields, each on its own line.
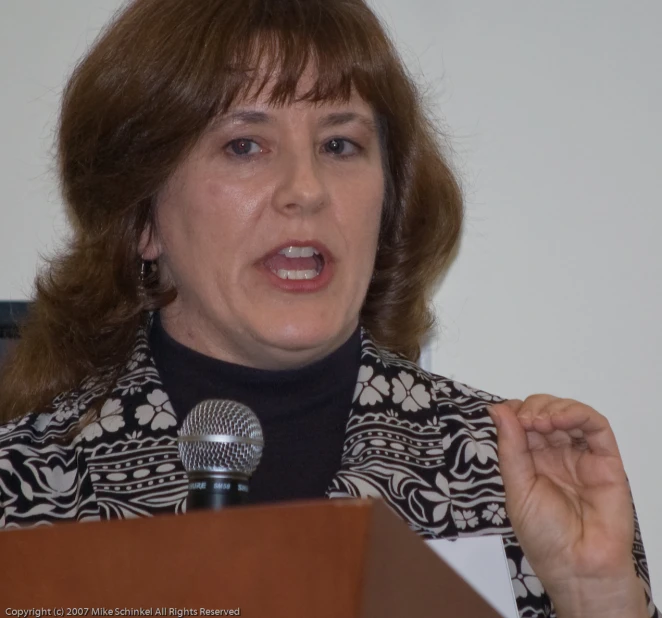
left=489, top=395, right=648, bottom=618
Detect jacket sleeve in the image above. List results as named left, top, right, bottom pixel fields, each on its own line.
left=0, top=427, right=14, bottom=530
left=629, top=499, right=659, bottom=618
left=0, top=415, right=40, bottom=530
left=0, top=475, right=4, bottom=528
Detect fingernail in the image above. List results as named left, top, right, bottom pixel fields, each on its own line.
left=488, top=406, right=501, bottom=428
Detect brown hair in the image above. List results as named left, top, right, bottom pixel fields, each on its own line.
left=0, top=0, right=463, bottom=424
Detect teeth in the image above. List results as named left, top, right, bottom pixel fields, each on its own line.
left=278, top=246, right=320, bottom=258
left=275, top=269, right=319, bottom=280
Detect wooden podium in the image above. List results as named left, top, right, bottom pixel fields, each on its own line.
left=0, top=497, right=501, bottom=617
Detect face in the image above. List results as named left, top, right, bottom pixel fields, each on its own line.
left=141, top=70, right=385, bottom=369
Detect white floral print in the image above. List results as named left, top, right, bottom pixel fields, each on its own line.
left=392, top=371, right=431, bottom=412
left=81, top=399, right=125, bottom=441
left=33, top=402, right=80, bottom=432
left=461, top=430, right=498, bottom=464
left=453, top=381, right=502, bottom=402
left=32, top=413, right=54, bottom=433
left=453, top=509, right=479, bottom=530
left=126, top=352, right=147, bottom=372
left=509, top=556, right=544, bottom=598
left=41, top=465, right=77, bottom=493
left=1, top=324, right=658, bottom=618
left=135, top=389, right=177, bottom=430
left=482, top=503, right=507, bottom=525
left=120, top=381, right=143, bottom=397
left=419, top=472, right=451, bottom=523
left=453, top=381, right=483, bottom=398
left=434, top=381, right=453, bottom=398
left=353, top=365, right=390, bottom=405
left=0, top=423, right=16, bottom=438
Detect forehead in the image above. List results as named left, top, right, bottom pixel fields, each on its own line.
left=225, top=61, right=374, bottom=116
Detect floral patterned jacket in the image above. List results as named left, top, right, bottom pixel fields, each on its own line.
left=0, top=326, right=657, bottom=618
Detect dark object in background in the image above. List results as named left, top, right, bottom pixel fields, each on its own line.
left=0, top=302, right=28, bottom=366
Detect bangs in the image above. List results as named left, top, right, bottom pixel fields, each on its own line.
left=197, top=0, right=395, bottom=114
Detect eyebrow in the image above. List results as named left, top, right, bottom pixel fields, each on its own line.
left=214, top=110, right=377, bottom=133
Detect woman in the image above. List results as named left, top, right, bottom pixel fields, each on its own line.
left=0, top=0, right=656, bottom=616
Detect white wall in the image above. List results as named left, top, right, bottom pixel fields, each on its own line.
left=1, top=0, right=660, bottom=599
left=376, top=0, right=661, bottom=597
left=0, top=0, right=125, bottom=298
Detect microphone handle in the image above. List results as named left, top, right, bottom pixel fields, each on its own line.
left=186, top=474, right=250, bottom=511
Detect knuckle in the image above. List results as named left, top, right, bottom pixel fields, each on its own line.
left=520, top=394, right=555, bottom=417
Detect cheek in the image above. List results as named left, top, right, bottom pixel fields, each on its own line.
left=339, top=173, right=385, bottom=245
left=207, top=178, right=262, bottom=226
left=152, top=194, right=221, bottom=289
left=158, top=178, right=257, bottom=255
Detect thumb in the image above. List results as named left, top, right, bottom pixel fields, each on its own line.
left=489, top=403, right=537, bottom=500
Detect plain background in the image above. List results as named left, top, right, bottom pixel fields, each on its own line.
left=1, top=0, right=660, bottom=599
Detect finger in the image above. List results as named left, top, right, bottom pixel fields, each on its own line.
left=494, top=398, right=593, bottom=451
left=492, top=399, right=524, bottom=414
left=523, top=399, right=620, bottom=457
left=548, top=404, right=621, bottom=458
left=513, top=395, right=561, bottom=431
left=515, top=394, right=560, bottom=418
left=524, top=427, right=586, bottom=452
left=526, top=398, right=579, bottom=435
left=528, top=418, right=589, bottom=450
left=488, top=404, right=537, bottom=496
left=540, top=429, right=573, bottom=449
left=525, top=429, right=549, bottom=451
left=492, top=399, right=526, bottom=430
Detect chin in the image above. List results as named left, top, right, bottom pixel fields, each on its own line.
left=257, top=317, right=351, bottom=355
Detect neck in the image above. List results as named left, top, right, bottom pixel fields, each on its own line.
left=158, top=305, right=359, bottom=371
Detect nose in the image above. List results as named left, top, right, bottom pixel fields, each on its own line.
left=272, top=150, right=327, bottom=216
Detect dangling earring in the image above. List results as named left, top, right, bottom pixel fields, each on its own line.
left=140, top=259, right=157, bottom=284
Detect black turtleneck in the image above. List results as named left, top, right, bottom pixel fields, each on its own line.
left=148, top=313, right=361, bottom=505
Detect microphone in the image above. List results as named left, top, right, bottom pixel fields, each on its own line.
left=177, top=399, right=265, bottom=511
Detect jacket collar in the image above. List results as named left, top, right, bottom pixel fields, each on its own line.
left=71, top=320, right=456, bottom=538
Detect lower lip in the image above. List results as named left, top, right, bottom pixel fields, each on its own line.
left=258, top=259, right=334, bottom=293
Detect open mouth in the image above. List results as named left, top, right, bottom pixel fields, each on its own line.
left=263, top=245, right=327, bottom=280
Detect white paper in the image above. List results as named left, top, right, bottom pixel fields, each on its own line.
left=426, top=536, right=519, bottom=618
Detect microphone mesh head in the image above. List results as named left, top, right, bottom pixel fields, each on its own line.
left=178, top=400, right=264, bottom=477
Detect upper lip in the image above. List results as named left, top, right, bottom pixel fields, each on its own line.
left=260, top=240, right=334, bottom=263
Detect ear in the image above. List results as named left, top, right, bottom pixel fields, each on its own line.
left=138, top=221, right=162, bottom=261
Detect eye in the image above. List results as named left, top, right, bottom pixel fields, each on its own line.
left=225, top=138, right=261, bottom=157
left=324, top=138, right=362, bottom=158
